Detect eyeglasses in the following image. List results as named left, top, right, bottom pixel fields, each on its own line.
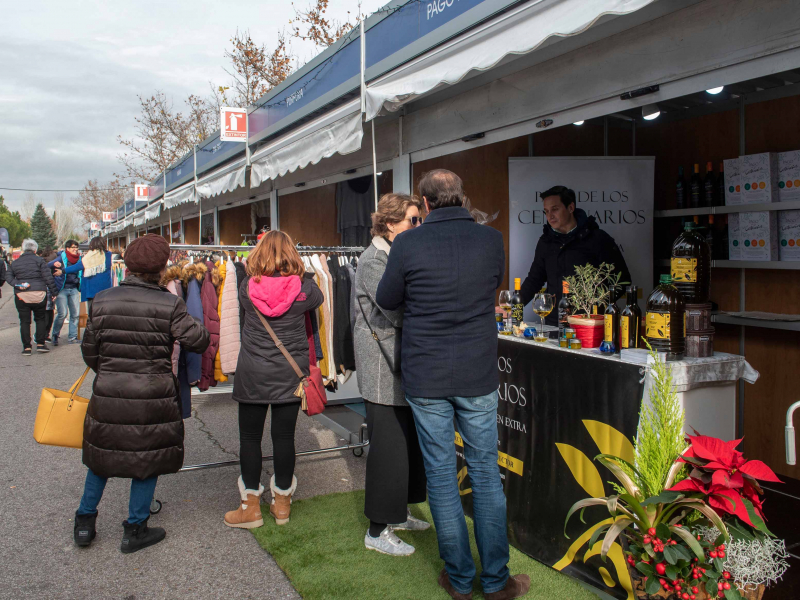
left=408, top=216, right=422, bottom=227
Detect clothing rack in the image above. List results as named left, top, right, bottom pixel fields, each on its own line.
left=149, top=242, right=369, bottom=514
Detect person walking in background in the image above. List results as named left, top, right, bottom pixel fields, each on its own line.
left=354, top=193, right=429, bottom=557
left=41, top=246, right=58, bottom=341
left=74, top=234, right=209, bottom=553
left=49, top=239, right=82, bottom=345
left=224, top=231, right=323, bottom=529
left=377, top=170, right=530, bottom=600
left=4, top=238, right=58, bottom=355
left=56, top=236, right=113, bottom=314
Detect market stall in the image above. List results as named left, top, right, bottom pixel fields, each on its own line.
left=458, top=336, right=758, bottom=599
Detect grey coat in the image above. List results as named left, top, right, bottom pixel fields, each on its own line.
left=353, top=237, right=405, bottom=406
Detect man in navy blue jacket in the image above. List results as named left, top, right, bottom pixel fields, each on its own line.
left=377, top=170, right=530, bottom=600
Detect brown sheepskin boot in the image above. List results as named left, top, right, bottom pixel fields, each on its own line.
left=224, top=476, right=264, bottom=529
left=269, top=475, right=297, bottom=525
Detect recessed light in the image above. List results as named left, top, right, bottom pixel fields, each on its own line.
left=706, top=86, right=724, bottom=95
left=573, top=121, right=584, bottom=126
left=642, top=103, right=660, bottom=120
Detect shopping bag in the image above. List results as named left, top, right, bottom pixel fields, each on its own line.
left=33, top=367, right=92, bottom=449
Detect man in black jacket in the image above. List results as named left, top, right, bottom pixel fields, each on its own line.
left=519, top=185, right=630, bottom=324
left=377, top=170, right=530, bottom=600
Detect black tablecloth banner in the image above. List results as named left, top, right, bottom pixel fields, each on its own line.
left=457, top=340, right=644, bottom=599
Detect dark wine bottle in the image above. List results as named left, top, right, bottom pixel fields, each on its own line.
left=703, top=162, right=716, bottom=207
left=690, top=163, right=702, bottom=208
left=620, top=285, right=642, bottom=349
left=511, top=278, right=524, bottom=327
left=557, top=280, right=571, bottom=338
left=676, top=166, right=687, bottom=209
left=600, top=296, right=620, bottom=355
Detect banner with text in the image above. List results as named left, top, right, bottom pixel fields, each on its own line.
left=457, top=340, right=644, bottom=598
left=508, top=157, right=654, bottom=322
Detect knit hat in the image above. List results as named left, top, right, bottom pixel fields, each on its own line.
left=124, top=234, right=170, bottom=273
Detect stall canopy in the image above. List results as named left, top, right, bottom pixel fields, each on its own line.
left=133, top=213, right=146, bottom=227
left=250, top=97, right=363, bottom=189
left=364, top=0, right=656, bottom=121
left=144, top=201, right=162, bottom=223
left=196, top=158, right=246, bottom=200
left=164, top=181, right=196, bottom=209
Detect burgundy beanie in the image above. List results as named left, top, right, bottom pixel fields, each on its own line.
left=124, top=234, right=170, bottom=273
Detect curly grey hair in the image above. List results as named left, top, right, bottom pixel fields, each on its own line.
left=22, top=239, right=38, bottom=253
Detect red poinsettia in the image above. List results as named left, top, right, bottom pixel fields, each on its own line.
left=667, top=432, right=781, bottom=528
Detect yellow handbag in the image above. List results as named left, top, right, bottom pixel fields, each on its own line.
left=33, top=367, right=92, bottom=449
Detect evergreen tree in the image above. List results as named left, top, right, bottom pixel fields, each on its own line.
left=29, top=203, right=57, bottom=250
left=0, top=196, right=32, bottom=246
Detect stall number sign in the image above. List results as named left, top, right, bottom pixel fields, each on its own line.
left=102, top=212, right=115, bottom=222
left=135, top=184, right=150, bottom=200
left=220, top=107, right=247, bottom=142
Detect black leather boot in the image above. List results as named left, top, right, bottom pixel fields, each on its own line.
left=120, top=518, right=166, bottom=554
left=74, top=512, right=97, bottom=547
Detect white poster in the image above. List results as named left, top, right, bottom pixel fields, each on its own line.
left=509, top=157, right=654, bottom=323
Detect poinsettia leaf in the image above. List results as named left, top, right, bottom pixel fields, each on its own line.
left=689, top=434, right=737, bottom=463
left=705, top=461, right=732, bottom=471
left=642, top=490, right=684, bottom=505
left=741, top=497, right=775, bottom=537
left=646, top=576, right=662, bottom=594
left=739, top=459, right=782, bottom=483
left=666, top=479, right=703, bottom=494
left=725, top=519, right=755, bottom=541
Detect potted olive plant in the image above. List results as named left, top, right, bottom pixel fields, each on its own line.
left=563, top=262, right=624, bottom=348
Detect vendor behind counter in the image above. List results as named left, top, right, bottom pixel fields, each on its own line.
left=519, top=185, right=630, bottom=324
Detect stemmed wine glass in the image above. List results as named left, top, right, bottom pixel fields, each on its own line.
left=498, top=290, right=512, bottom=333
left=532, top=293, right=555, bottom=342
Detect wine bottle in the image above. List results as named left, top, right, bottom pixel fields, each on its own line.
left=511, top=278, right=524, bottom=327
left=600, top=297, right=620, bottom=355
left=676, top=166, right=687, bottom=209
left=703, top=162, right=716, bottom=207
left=690, top=163, right=702, bottom=208
left=557, top=280, right=571, bottom=338
left=620, top=285, right=642, bottom=349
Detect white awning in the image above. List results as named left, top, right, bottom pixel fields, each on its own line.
left=196, top=159, right=246, bottom=200
left=164, top=182, right=196, bottom=208
left=250, top=98, right=363, bottom=188
left=133, top=213, right=145, bottom=227
left=144, top=201, right=162, bottom=223
left=364, top=0, right=656, bottom=121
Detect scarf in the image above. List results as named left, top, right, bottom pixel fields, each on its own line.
left=82, top=250, right=107, bottom=277
left=66, top=252, right=79, bottom=265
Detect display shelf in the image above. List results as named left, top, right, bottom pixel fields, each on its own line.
left=654, top=199, right=800, bottom=218
left=712, top=314, right=800, bottom=332
left=654, top=259, right=800, bottom=270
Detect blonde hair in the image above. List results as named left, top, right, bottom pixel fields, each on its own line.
left=245, top=230, right=305, bottom=282
left=370, top=193, right=422, bottom=237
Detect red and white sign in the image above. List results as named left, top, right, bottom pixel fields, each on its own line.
left=135, top=184, right=150, bottom=199
left=90, top=222, right=102, bottom=231
left=102, top=212, right=115, bottom=222
left=220, top=107, right=248, bottom=142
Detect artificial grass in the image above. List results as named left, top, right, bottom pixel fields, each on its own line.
left=251, top=489, right=599, bottom=600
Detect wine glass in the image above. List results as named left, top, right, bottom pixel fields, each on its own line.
left=532, top=293, right=555, bottom=342
left=498, top=290, right=512, bottom=333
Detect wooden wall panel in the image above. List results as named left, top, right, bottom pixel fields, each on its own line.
left=183, top=217, right=199, bottom=245
left=218, top=204, right=253, bottom=246
left=279, top=184, right=340, bottom=247
left=636, top=109, right=739, bottom=210
left=745, top=269, right=800, bottom=314
left=710, top=267, right=740, bottom=312
left=413, top=136, right=529, bottom=295
left=746, top=95, right=800, bottom=154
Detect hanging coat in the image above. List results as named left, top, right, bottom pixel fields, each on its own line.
left=219, top=258, right=241, bottom=375
left=214, top=260, right=228, bottom=382
left=183, top=264, right=205, bottom=386
left=199, top=262, right=220, bottom=391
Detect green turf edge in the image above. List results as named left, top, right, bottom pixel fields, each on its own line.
left=249, top=489, right=600, bottom=600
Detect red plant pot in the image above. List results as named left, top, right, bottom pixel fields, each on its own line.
left=568, top=315, right=605, bottom=348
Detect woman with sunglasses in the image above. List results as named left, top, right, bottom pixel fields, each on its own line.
left=353, top=192, right=429, bottom=556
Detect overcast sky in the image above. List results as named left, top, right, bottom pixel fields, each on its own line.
left=0, top=0, right=385, bottom=215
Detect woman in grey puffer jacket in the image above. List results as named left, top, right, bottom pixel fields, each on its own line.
left=353, top=193, right=429, bottom=557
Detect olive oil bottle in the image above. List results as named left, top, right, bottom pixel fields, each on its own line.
left=671, top=220, right=711, bottom=304
left=620, top=285, right=642, bottom=349
left=646, top=275, right=686, bottom=360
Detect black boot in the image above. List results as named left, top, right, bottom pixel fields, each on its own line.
left=120, top=518, right=166, bottom=554
left=74, top=512, right=97, bottom=547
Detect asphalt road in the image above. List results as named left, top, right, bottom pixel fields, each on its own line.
left=0, top=290, right=367, bottom=599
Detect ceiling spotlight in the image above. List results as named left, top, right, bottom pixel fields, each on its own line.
left=376, top=172, right=383, bottom=175
left=573, top=121, right=585, bottom=126
left=642, top=103, right=660, bottom=120
left=706, top=86, right=724, bottom=95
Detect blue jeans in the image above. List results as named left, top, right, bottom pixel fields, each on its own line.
left=53, top=287, right=80, bottom=340
left=406, top=391, right=509, bottom=595
left=77, top=469, right=158, bottom=524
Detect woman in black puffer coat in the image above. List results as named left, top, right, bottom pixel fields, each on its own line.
left=74, top=234, right=210, bottom=554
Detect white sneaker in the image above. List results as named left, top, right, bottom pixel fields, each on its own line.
left=364, top=527, right=415, bottom=556
left=392, top=510, right=431, bottom=531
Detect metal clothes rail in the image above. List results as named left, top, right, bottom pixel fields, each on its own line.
left=150, top=242, right=368, bottom=514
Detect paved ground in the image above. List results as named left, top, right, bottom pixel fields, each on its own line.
left=0, top=291, right=367, bottom=600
